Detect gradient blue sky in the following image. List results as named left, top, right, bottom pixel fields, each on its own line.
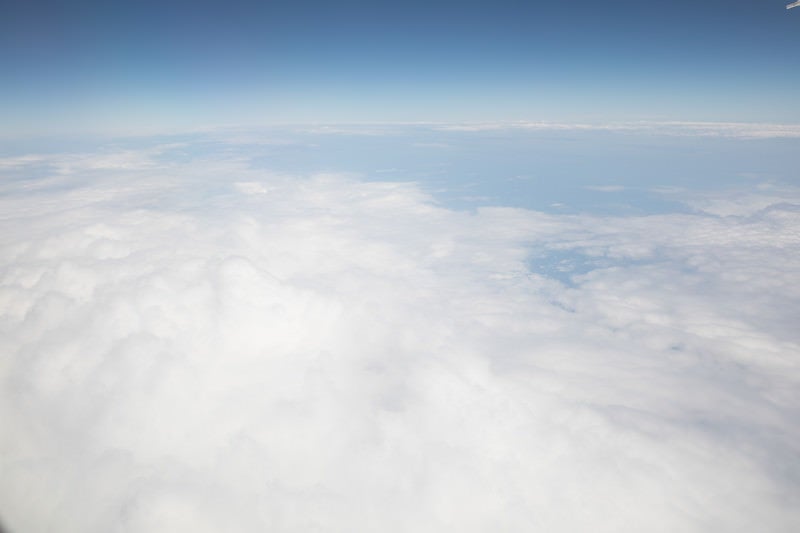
left=2, top=0, right=799, bottom=134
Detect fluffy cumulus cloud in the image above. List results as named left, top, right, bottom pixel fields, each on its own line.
left=1, top=139, right=799, bottom=532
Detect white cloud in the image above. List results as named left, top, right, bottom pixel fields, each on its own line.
left=433, top=121, right=800, bottom=139
left=1, top=141, right=799, bottom=532
left=585, top=185, right=627, bottom=192
left=157, top=120, right=800, bottom=139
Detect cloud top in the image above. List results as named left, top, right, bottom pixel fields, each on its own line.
left=1, top=140, right=799, bottom=532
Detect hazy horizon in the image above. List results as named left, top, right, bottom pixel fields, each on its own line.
left=3, top=1, right=800, bottom=134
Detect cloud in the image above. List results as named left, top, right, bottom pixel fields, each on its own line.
left=1, top=140, right=799, bottom=532
left=150, top=120, right=800, bottom=139
left=433, top=121, right=800, bottom=139
left=585, top=185, right=627, bottom=192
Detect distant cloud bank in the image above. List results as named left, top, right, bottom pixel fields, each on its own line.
left=433, top=121, right=800, bottom=139
left=8, top=120, right=799, bottom=141
left=1, top=136, right=799, bottom=532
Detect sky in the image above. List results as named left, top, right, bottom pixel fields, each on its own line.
left=1, top=2, right=800, bottom=532
left=1, top=0, right=800, bottom=134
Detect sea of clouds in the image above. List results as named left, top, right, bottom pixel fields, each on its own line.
left=1, top=133, right=799, bottom=532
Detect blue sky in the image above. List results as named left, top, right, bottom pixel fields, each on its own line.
left=2, top=0, right=799, bottom=134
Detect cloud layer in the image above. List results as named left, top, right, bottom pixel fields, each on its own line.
left=1, top=140, right=799, bottom=532
left=432, top=121, right=800, bottom=139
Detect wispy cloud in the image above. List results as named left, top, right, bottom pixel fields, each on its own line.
left=433, top=121, right=800, bottom=139
left=585, top=185, right=627, bottom=192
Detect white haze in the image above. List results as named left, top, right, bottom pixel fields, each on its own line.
left=1, top=138, right=799, bottom=532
